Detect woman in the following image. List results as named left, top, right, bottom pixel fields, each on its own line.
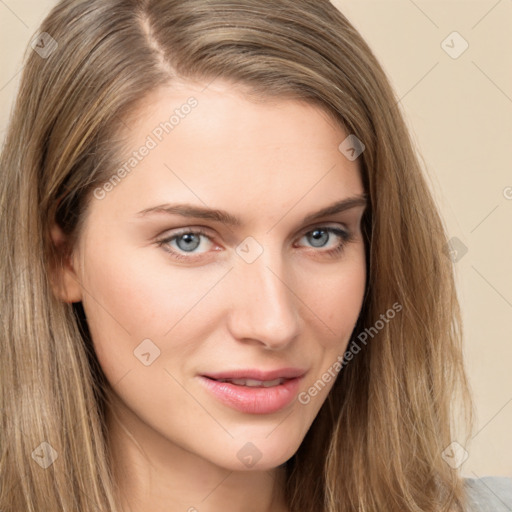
left=1, top=0, right=510, bottom=510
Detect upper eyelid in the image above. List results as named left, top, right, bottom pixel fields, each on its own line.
left=159, top=222, right=349, bottom=239
left=299, top=221, right=350, bottom=234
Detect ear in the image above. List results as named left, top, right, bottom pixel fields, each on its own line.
left=49, top=223, right=83, bottom=303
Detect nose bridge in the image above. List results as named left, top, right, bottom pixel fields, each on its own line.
left=227, top=242, right=301, bottom=348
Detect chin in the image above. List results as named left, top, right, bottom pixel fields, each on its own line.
left=207, top=433, right=303, bottom=472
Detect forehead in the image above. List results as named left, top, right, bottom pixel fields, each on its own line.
left=89, top=80, right=364, bottom=227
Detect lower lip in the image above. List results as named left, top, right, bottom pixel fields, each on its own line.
left=198, top=376, right=303, bottom=414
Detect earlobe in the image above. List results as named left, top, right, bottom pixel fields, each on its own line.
left=49, top=223, right=83, bottom=303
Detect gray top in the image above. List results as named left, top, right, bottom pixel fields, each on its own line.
left=464, top=476, right=512, bottom=511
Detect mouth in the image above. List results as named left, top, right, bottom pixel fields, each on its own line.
left=206, top=377, right=287, bottom=387
left=198, top=368, right=306, bottom=414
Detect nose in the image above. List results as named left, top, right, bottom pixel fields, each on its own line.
left=226, top=247, right=302, bottom=350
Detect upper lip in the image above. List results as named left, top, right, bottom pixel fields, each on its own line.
left=202, top=367, right=307, bottom=381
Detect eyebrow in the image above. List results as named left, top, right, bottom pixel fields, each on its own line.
left=135, top=193, right=368, bottom=227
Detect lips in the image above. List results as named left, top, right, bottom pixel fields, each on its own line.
left=198, top=367, right=306, bottom=414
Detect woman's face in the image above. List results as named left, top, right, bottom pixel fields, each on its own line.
left=54, top=80, right=367, bottom=471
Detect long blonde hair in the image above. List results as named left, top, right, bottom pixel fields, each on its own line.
left=0, top=0, right=473, bottom=510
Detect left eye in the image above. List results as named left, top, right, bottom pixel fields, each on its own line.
left=297, top=227, right=350, bottom=250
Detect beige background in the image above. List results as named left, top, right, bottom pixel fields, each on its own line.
left=1, top=0, right=510, bottom=478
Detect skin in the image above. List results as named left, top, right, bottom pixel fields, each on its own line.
left=51, top=79, right=367, bottom=512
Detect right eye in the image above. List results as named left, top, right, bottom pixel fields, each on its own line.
left=156, top=228, right=218, bottom=261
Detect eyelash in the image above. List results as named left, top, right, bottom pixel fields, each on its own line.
left=156, top=226, right=355, bottom=262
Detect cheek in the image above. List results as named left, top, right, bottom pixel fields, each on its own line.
left=77, top=241, right=229, bottom=379
left=302, top=249, right=366, bottom=344
left=80, top=242, right=221, bottom=336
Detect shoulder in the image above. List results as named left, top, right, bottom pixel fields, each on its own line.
left=463, top=476, right=512, bottom=512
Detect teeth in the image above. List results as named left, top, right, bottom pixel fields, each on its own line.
left=218, top=378, right=284, bottom=387
left=261, top=378, right=284, bottom=387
